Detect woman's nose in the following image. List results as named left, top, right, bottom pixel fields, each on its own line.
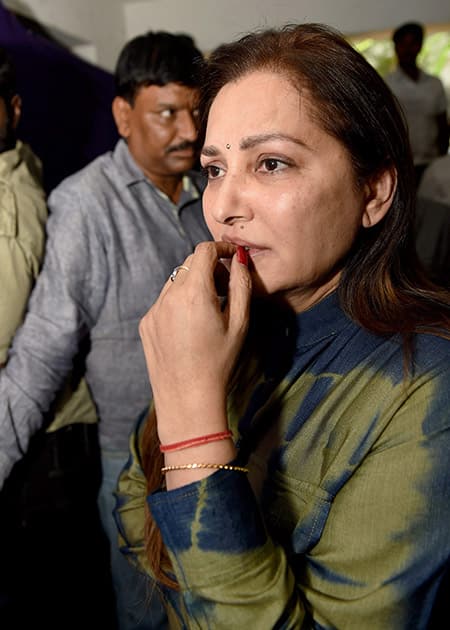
left=208, top=172, right=254, bottom=225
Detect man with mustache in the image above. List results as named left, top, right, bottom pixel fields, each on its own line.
left=0, top=31, right=210, bottom=629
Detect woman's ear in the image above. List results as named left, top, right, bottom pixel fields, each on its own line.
left=362, top=167, right=397, bottom=228
left=112, top=96, right=132, bottom=139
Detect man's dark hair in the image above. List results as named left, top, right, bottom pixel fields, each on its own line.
left=115, top=31, right=204, bottom=104
left=0, top=46, right=17, bottom=104
left=392, top=22, right=424, bottom=46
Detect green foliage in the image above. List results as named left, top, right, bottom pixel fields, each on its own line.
left=353, top=38, right=395, bottom=76
left=352, top=29, right=450, bottom=114
left=353, top=30, right=450, bottom=76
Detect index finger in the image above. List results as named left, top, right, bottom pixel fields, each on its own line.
left=188, top=241, right=237, bottom=281
left=159, top=241, right=236, bottom=301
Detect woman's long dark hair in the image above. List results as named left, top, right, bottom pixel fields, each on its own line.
left=143, top=23, right=450, bottom=589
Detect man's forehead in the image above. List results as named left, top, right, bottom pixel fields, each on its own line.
left=136, top=82, right=199, bottom=106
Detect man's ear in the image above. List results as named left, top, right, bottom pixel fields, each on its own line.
left=112, top=96, right=132, bottom=139
left=362, top=167, right=397, bottom=228
left=10, top=94, right=21, bottom=129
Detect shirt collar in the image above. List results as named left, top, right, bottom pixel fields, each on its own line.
left=249, top=291, right=351, bottom=383
left=395, top=66, right=424, bottom=83
left=113, top=138, right=205, bottom=204
left=112, top=138, right=146, bottom=186
left=294, top=291, right=351, bottom=347
left=253, top=291, right=350, bottom=349
left=0, top=140, right=21, bottom=178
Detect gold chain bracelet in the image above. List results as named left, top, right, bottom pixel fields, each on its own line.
left=161, top=462, right=249, bottom=474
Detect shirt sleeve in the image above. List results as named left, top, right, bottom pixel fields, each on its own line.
left=0, top=237, right=35, bottom=363
left=115, top=416, right=304, bottom=627
left=115, top=410, right=157, bottom=579
left=0, top=177, right=47, bottom=363
left=149, top=469, right=304, bottom=627
left=0, top=183, right=107, bottom=487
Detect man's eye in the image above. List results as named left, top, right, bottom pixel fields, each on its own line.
left=160, top=109, right=175, bottom=119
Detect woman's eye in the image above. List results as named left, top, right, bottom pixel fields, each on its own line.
left=259, top=158, right=289, bottom=172
left=202, top=165, right=224, bottom=179
left=160, top=109, right=175, bottom=119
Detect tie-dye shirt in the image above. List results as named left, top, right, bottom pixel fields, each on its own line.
left=115, top=292, right=450, bottom=629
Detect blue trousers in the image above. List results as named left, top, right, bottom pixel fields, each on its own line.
left=98, top=449, right=168, bottom=630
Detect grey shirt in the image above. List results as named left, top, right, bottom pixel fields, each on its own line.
left=0, top=139, right=211, bottom=485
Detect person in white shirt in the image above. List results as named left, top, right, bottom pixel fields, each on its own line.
left=385, top=22, right=449, bottom=186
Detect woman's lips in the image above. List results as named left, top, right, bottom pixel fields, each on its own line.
left=245, top=246, right=264, bottom=257
left=221, top=238, right=266, bottom=257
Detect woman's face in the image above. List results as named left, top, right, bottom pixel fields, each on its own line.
left=201, top=71, right=371, bottom=312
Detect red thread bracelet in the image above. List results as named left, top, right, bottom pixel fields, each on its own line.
left=159, top=430, right=233, bottom=453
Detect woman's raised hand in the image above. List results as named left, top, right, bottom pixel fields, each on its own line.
left=139, top=241, right=252, bottom=446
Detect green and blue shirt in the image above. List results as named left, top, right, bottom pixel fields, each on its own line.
left=116, top=292, right=450, bottom=629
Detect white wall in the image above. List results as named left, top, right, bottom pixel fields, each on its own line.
left=4, top=0, right=126, bottom=70
left=3, top=0, right=450, bottom=70
left=124, top=0, right=450, bottom=53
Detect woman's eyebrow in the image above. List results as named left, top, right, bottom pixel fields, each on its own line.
left=201, top=132, right=309, bottom=157
left=239, top=132, right=307, bottom=150
left=201, top=145, right=220, bottom=157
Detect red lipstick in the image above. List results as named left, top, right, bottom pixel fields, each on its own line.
left=236, top=245, right=249, bottom=266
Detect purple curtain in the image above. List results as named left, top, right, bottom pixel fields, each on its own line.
left=0, top=2, right=118, bottom=193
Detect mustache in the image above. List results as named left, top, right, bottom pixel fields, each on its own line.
left=166, top=140, right=196, bottom=154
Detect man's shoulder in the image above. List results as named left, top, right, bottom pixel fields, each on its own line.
left=0, top=141, right=43, bottom=187
left=415, top=70, right=446, bottom=98
left=49, top=142, right=121, bottom=203
left=420, top=69, right=444, bottom=85
left=0, top=143, right=47, bottom=238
